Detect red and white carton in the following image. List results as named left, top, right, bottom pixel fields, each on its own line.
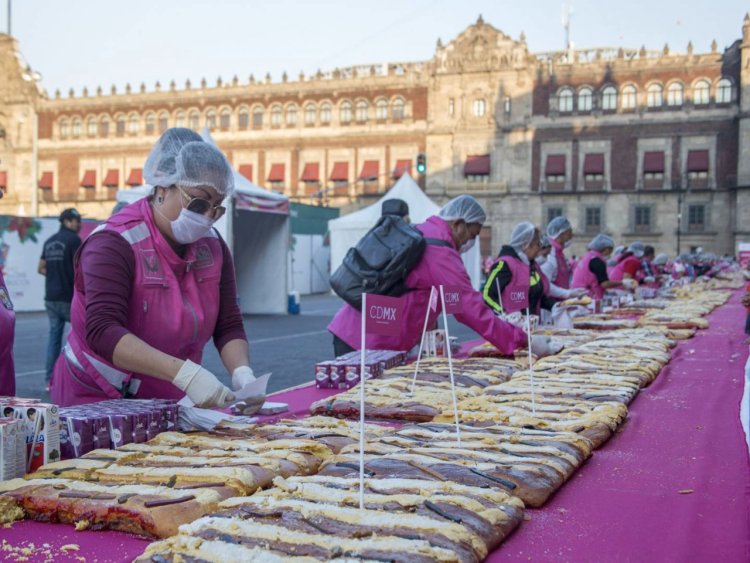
left=10, top=403, right=61, bottom=473
left=0, top=418, right=25, bottom=479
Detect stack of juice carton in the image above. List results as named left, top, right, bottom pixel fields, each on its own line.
left=315, top=350, right=406, bottom=389
left=0, top=397, right=61, bottom=475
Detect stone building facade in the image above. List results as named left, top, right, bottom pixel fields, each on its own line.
left=1, top=15, right=749, bottom=258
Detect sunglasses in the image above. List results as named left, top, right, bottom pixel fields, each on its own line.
left=174, top=185, right=225, bottom=219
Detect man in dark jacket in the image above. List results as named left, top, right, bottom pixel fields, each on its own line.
left=38, top=208, right=82, bottom=383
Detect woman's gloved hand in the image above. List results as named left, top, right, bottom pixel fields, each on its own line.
left=174, top=360, right=234, bottom=408
left=568, top=287, right=588, bottom=298
left=642, top=276, right=656, bottom=283
left=529, top=335, right=561, bottom=358
left=231, top=365, right=256, bottom=391
left=622, top=278, right=638, bottom=290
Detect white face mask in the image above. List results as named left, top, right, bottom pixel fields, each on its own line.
left=536, top=255, right=548, bottom=265
left=170, top=208, right=215, bottom=244
left=563, top=240, right=573, bottom=249
left=459, top=237, right=476, bottom=254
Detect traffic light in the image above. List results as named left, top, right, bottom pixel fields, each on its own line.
left=416, top=153, right=427, bottom=174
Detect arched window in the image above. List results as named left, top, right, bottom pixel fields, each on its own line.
left=558, top=88, right=573, bottom=112
left=189, top=110, right=200, bottom=130
left=116, top=115, right=126, bottom=136
left=375, top=99, right=388, bottom=120
left=205, top=109, right=216, bottom=130
left=646, top=84, right=663, bottom=108
left=717, top=78, right=732, bottom=103
left=99, top=117, right=110, bottom=137
left=304, top=103, right=316, bottom=125
left=220, top=108, right=231, bottom=129
left=577, top=87, right=593, bottom=111
left=128, top=113, right=139, bottom=134
left=145, top=112, right=156, bottom=134
left=355, top=100, right=368, bottom=122
left=158, top=111, right=169, bottom=132
left=392, top=98, right=405, bottom=120
left=71, top=117, right=82, bottom=137
left=59, top=118, right=69, bottom=138
left=86, top=117, right=97, bottom=136
left=340, top=101, right=352, bottom=123
left=320, top=102, right=332, bottom=124
left=693, top=80, right=710, bottom=105
left=252, top=107, right=263, bottom=128
left=472, top=99, right=486, bottom=117
left=601, top=86, right=617, bottom=111
left=286, top=105, right=297, bottom=126
left=270, top=105, right=282, bottom=126
left=175, top=111, right=186, bottom=128
left=667, top=83, right=683, bottom=107
left=621, top=85, right=637, bottom=109
left=238, top=107, right=249, bottom=129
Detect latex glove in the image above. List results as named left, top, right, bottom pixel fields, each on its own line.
left=529, top=335, right=555, bottom=358
left=568, top=287, right=588, bottom=298
left=643, top=276, right=656, bottom=283
left=231, top=366, right=256, bottom=391
left=174, top=360, right=234, bottom=408
left=622, top=278, right=638, bottom=290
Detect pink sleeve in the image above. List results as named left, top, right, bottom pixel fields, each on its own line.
left=79, top=232, right=135, bottom=362
left=212, top=239, right=247, bottom=351
left=429, top=249, right=527, bottom=355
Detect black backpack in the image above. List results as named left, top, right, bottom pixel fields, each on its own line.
left=330, top=215, right=450, bottom=310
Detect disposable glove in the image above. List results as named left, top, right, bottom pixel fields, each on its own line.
left=529, top=335, right=562, bottom=358
left=231, top=365, right=256, bottom=391
left=622, top=278, right=638, bottom=290
left=643, top=276, right=656, bottom=283
left=173, top=360, right=234, bottom=408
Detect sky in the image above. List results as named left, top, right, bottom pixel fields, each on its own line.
left=2, top=0, right=747, bottom=97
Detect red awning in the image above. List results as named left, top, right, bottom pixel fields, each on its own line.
left=0, top=171, right=6, bottom=189
left=300, top=163, right=319, bottom=182
left=687, top=149, right=709, bottom=172
left=126, top=168, right=143, bottom=186
left=583, top=153, right=604, bottom=175
left=545, top=155, right=566, bottom=175
left=238, top=164, right=253, bottom=181
left=464, top=154, right=490, bottom=176
left=392, top=159, right=412, bottom=179
left=330, top=161, right=349, bottom=182
left=39, top=172, right=54, bottom=189
left=643, top=151, right=665, bottom=173
left=103, top=169, right=119, bottom=187
left=267, top=163, right=285, bottom=182
left=80, top=170, right=97, bottom=188
left=359, top=160, right=379, bottom=180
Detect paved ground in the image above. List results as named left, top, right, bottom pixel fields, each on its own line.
left=12, top=293, right=478, bottom=401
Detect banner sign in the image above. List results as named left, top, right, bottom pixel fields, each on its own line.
left=364, top=293, right=403, bottom=336
left=443, top=286, right=463, bottom=314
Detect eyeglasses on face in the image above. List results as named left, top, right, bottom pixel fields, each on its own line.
left=174, top=185, right=225, bottom=219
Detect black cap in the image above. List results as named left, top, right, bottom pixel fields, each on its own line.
left=60, top=208, right=81, bottom=222
left=382, top=199, right=409, bottom=218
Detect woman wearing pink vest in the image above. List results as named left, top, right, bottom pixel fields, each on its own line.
left=50, top=129, right=257, bottom=408
left=483, top=222, right=552, bottom=316
left=540, top=216, right=588, bottom=301
left=328, top=196, right=557, bottom=359
left=0, top=189, right=16, bottom=395
left=571, top=234, right=626, bottom=299
left=609, top=241, right=646, bottom=284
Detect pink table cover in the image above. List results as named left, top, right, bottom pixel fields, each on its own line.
left=2, top=290, right=749, bottom=562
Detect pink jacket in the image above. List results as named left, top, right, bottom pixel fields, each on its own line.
left=0, top=270, right=15, bottom=396
left=609, top=255, right=643, bottom=282
left=328, top=215, right=527, bottom=355
left=572, top=250, right=606, bottom=299
left=548, top=237, right=570, bottom=289
left=50, top=198, right=224, bottom=406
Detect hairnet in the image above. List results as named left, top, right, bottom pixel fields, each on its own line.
left=143, top=128, right=235, bottom=196
left=509, top=222, right=538, bottom=251
left=546, top=216, right=572, bottom=239
left=587, top=234, right=615, bottom=252
left=539, top=235, right=551, bottom=249
left=628, top=241, right=645, bottom=258
left=438, top=195, right=486, bottom=224
left=653, top=253, right=669, bottom=265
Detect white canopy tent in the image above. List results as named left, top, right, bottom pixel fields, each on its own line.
left=115, top=130, right=291, bottom=314
left=328, top=173, right=482, bottom=289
